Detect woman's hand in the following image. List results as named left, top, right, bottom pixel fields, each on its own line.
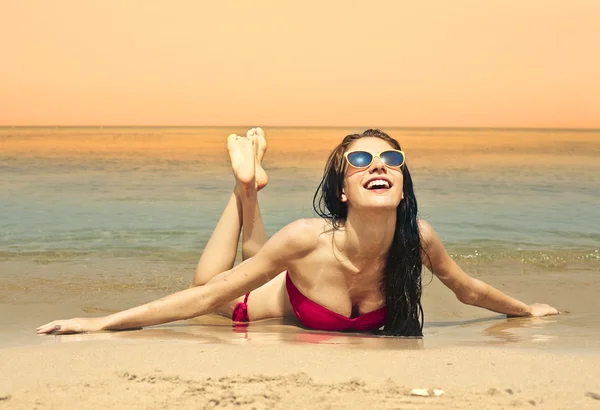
left=527, top=303, right=559, bottom=317
left=36, top=317, right=106, bottom=335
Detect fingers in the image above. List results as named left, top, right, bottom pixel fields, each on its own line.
left=36, top=321, right=69, bottom=335
left=542, top=304, right=559, bottom=316
left=530, top=304, right=560, bottom=317
left=36, top=321, right=58, bottom=335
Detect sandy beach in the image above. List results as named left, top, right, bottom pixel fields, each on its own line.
left=1, top=336, right=600, bottom=409
left=2, top=256, right=600, bottom=409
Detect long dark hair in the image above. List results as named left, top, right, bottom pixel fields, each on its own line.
left=312, top=129, right=424, bottom=336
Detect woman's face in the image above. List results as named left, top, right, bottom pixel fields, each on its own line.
left=341, top=137, right=405, bottom=211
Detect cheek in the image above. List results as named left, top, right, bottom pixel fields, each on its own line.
left=398, top=179, right=405, bottom=198
left=343, top=173, right=362, bottom=195
left=344, top=167, right=361, bottom=180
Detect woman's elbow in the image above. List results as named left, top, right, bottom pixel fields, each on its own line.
left=455, top=280, right=488, bottom=306
left=456, top=290, right=479, bottom=305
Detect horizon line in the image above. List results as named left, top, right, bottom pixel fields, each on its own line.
left=2, top=125, right=600, bottom=132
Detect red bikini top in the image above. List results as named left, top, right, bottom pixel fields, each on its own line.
left=285, top=272, right=386, bottom=332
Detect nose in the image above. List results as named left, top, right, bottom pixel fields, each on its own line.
left=369, top=156, right=386, bottom=173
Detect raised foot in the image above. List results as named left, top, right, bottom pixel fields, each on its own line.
left=246, top=127, right=268, bottom=191
left=227, top=134, right=255, bottom=190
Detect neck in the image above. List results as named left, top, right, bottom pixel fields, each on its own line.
left=340, top=207, right=397, bottom=263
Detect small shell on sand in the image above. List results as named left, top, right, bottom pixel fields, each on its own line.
left=410, top=388, right=445, bottom=397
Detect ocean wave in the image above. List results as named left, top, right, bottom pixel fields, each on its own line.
left=2, top=247, right=599, bottom=269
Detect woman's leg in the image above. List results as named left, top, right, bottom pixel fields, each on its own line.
left=192, top=128, right=269, bottom=287
left=239, top=127, right=269, bottom=260
left=191, top=191, right=242, bottom=287
left=225, top=131, right=290, bottom=321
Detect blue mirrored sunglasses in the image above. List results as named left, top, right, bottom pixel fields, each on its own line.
left=344, top=150, right=406, bottom=169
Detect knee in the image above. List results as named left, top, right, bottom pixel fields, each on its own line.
left=190, top=273, right=206, bottom=288
left=241, top=242, right=261, bottom=260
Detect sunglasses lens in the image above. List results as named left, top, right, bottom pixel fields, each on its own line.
left=380, top=151, right=405, bottom=167
left=347, top=151, right=373, bottom=168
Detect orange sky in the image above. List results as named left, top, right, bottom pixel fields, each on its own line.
left=1, top=0, right=599, bottom=128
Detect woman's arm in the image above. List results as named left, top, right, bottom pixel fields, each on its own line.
left=419, top=220, right=558, bottom=317
left=37, top=219, right=318, bottom=335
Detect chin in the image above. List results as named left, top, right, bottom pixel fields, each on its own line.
left=361, top=199, right=400, bottom=210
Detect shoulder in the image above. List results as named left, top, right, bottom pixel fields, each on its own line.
left=417, top=219, right=447, bottom=257
left=417, top=218, right=438, bottom=247
left=417, top=219, right=452, bottom=269
left=268, top=218, right=323, bottom=256
left=279, top=218, right=323, bottom=236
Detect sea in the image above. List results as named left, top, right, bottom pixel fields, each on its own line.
left=1, top=126, right=599, bottom=352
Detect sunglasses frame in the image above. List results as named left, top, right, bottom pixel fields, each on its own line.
left=344, top=149, right=406, bottom=170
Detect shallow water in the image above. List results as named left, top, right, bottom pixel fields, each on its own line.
left=1, top=127, right=599, bottom=351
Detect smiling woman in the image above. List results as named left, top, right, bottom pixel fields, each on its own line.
left=37, top=128, right=558, bottom=337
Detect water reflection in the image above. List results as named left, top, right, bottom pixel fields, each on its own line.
left=425, top=315, right=563, bottom=348
left=483, top=316, right=557, bottom=343
left=41, top=313, right=600, bottom=353
left=48, top=316, right=424, bottom=350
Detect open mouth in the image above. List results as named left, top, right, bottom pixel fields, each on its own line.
left=364, top=178, right=392, bottom=190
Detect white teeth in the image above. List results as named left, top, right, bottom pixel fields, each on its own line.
left=366, top=179, right=390, bottom=189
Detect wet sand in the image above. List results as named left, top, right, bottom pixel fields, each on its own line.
left=2, top=257, right=599, bottom=352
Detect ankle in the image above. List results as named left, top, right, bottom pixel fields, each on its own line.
left=235, top=181, right=257, bottom=200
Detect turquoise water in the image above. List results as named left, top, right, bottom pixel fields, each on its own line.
left=1, top=127, right=599, bottom=267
